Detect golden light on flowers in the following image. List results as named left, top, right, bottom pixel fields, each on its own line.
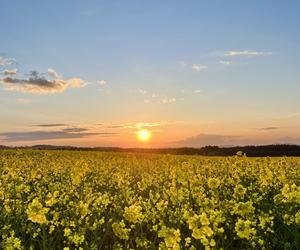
left=136, top=129, right=152, bottom=142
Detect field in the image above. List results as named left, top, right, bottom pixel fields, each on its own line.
left=0, top=150, right=299, bottom=250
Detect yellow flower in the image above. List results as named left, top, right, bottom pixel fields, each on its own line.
left=49, top=225, right=55, bottom=234
left=207, top=178, right=221, bottom=189
left=112, top=220, right=130, bottom=240
left=199, top=212, right=210, bottom=226
left=158, top=226, right=181, bottom=249
left=64, top=228, right=72, bottom=237
left=69, top=233, right=85, bottom=246
left=124, top=204, right=143, bottom=224
left=192, top=226, right=213, bottom=240
left=295, top=210, right=300, bottom=225
left=26, top=198, right=49, bottom=224
left=235, top=219, right=256, bottom=239
left=233, top=184, right=247, bottom=197
left=232, top=201, right=255, bottom=217
left=45, top=191, right=59, bottom=207
left=2, top=232, right=23, bottom=250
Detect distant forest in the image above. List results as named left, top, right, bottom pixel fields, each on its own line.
left=1, top=144, right=300, bottom=157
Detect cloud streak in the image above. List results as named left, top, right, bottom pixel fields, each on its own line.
left=32, top=122, right=169, bottom=131
left=97, top=80, right=107, bottom=86
left=257, top=127, right=281, bottom=131
left=219, top=61, right=231, bottom=65
left=122, top=122, right=169, bottom=130
left=158, top=98, right=176, bottom=104
left=137, top=89, right=147, bottom=95
left=0, top=130, right=115, bottom=142
left=34, top=124, right=68, bottom=127
left=224, top=51, right=272, bottom=57
left=62, top=127, right=89, bottom=133
left=192, top=64, right=208, bottom=71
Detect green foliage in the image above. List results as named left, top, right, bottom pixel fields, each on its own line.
left=0, top=150, right=299, bottom=249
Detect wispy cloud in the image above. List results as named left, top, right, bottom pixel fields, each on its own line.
left=0, top=123, right=118, bottom=142
left=34, top=123, right=68, bottom=127
left=0, top=70, right=85, bottom=94
left=138, top=89, right=147, bottom=95
left=33, top=122, right=169, bottom=131
left=122, top=122, right=169, bottom=130
left=257, top=126, right=281, bottom=131
left=48, top=68, right=61, bottom=79
left=33, top=122, right=169, bottom=133
left=97, top=80, right=107, bottom=86
left=0, top=121, right=171, bottom=142
left=177, top=60, right=188, bottom=67
left=192, top=64, right=208, bottom=71
left=62, top=127, right=89, bottom=133
left=2, top=69, right=18, bottom=75
left=219, top=61, right=232, bottom=65
left=0, top=56, right=16, bottom=66
left=224, top=50, right=272, bottom=57
left=0, top=130, right=114, bottom=142
left=158, top=98, right=176, bottom=104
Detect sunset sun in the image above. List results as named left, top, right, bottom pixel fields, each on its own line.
left=136, top=129, right=152, bottom=142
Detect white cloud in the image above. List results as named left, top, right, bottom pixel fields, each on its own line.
left=0, top=56, right=15, bottom=66
left=97, top=80, right=107, bottom=86
left=138, top=89, right=147, bottom=95
left=48, top=68, right=61, bottom=78
left=159, top=98, right=176, bottom=104
left=219, top=61, right=231, bottom=65
left=224, top=50, right=272, bottom=57
left=0, top=71, right=85, bottom=94
left=192, top=64, right=208, bottom=71
left=66, top=78, right=85, bottom=88
left=2, top=69, right=18, bottom=75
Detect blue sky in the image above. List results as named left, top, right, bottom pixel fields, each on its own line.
left=1, top=0, right=300, bottom=147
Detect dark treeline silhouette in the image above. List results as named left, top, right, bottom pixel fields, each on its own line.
left=1, top=144, right=300, bottom=157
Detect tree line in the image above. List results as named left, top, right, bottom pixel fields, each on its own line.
left=1, top=144, right=300, bottom=157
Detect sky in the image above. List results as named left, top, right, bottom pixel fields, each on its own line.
left=1, top=0, right=300, bottom=147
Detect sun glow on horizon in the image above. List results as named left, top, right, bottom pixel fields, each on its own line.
left=136, top=129, right=152, bottom=142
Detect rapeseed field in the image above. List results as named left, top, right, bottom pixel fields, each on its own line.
left=0, top=150, right=299, bottom=249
